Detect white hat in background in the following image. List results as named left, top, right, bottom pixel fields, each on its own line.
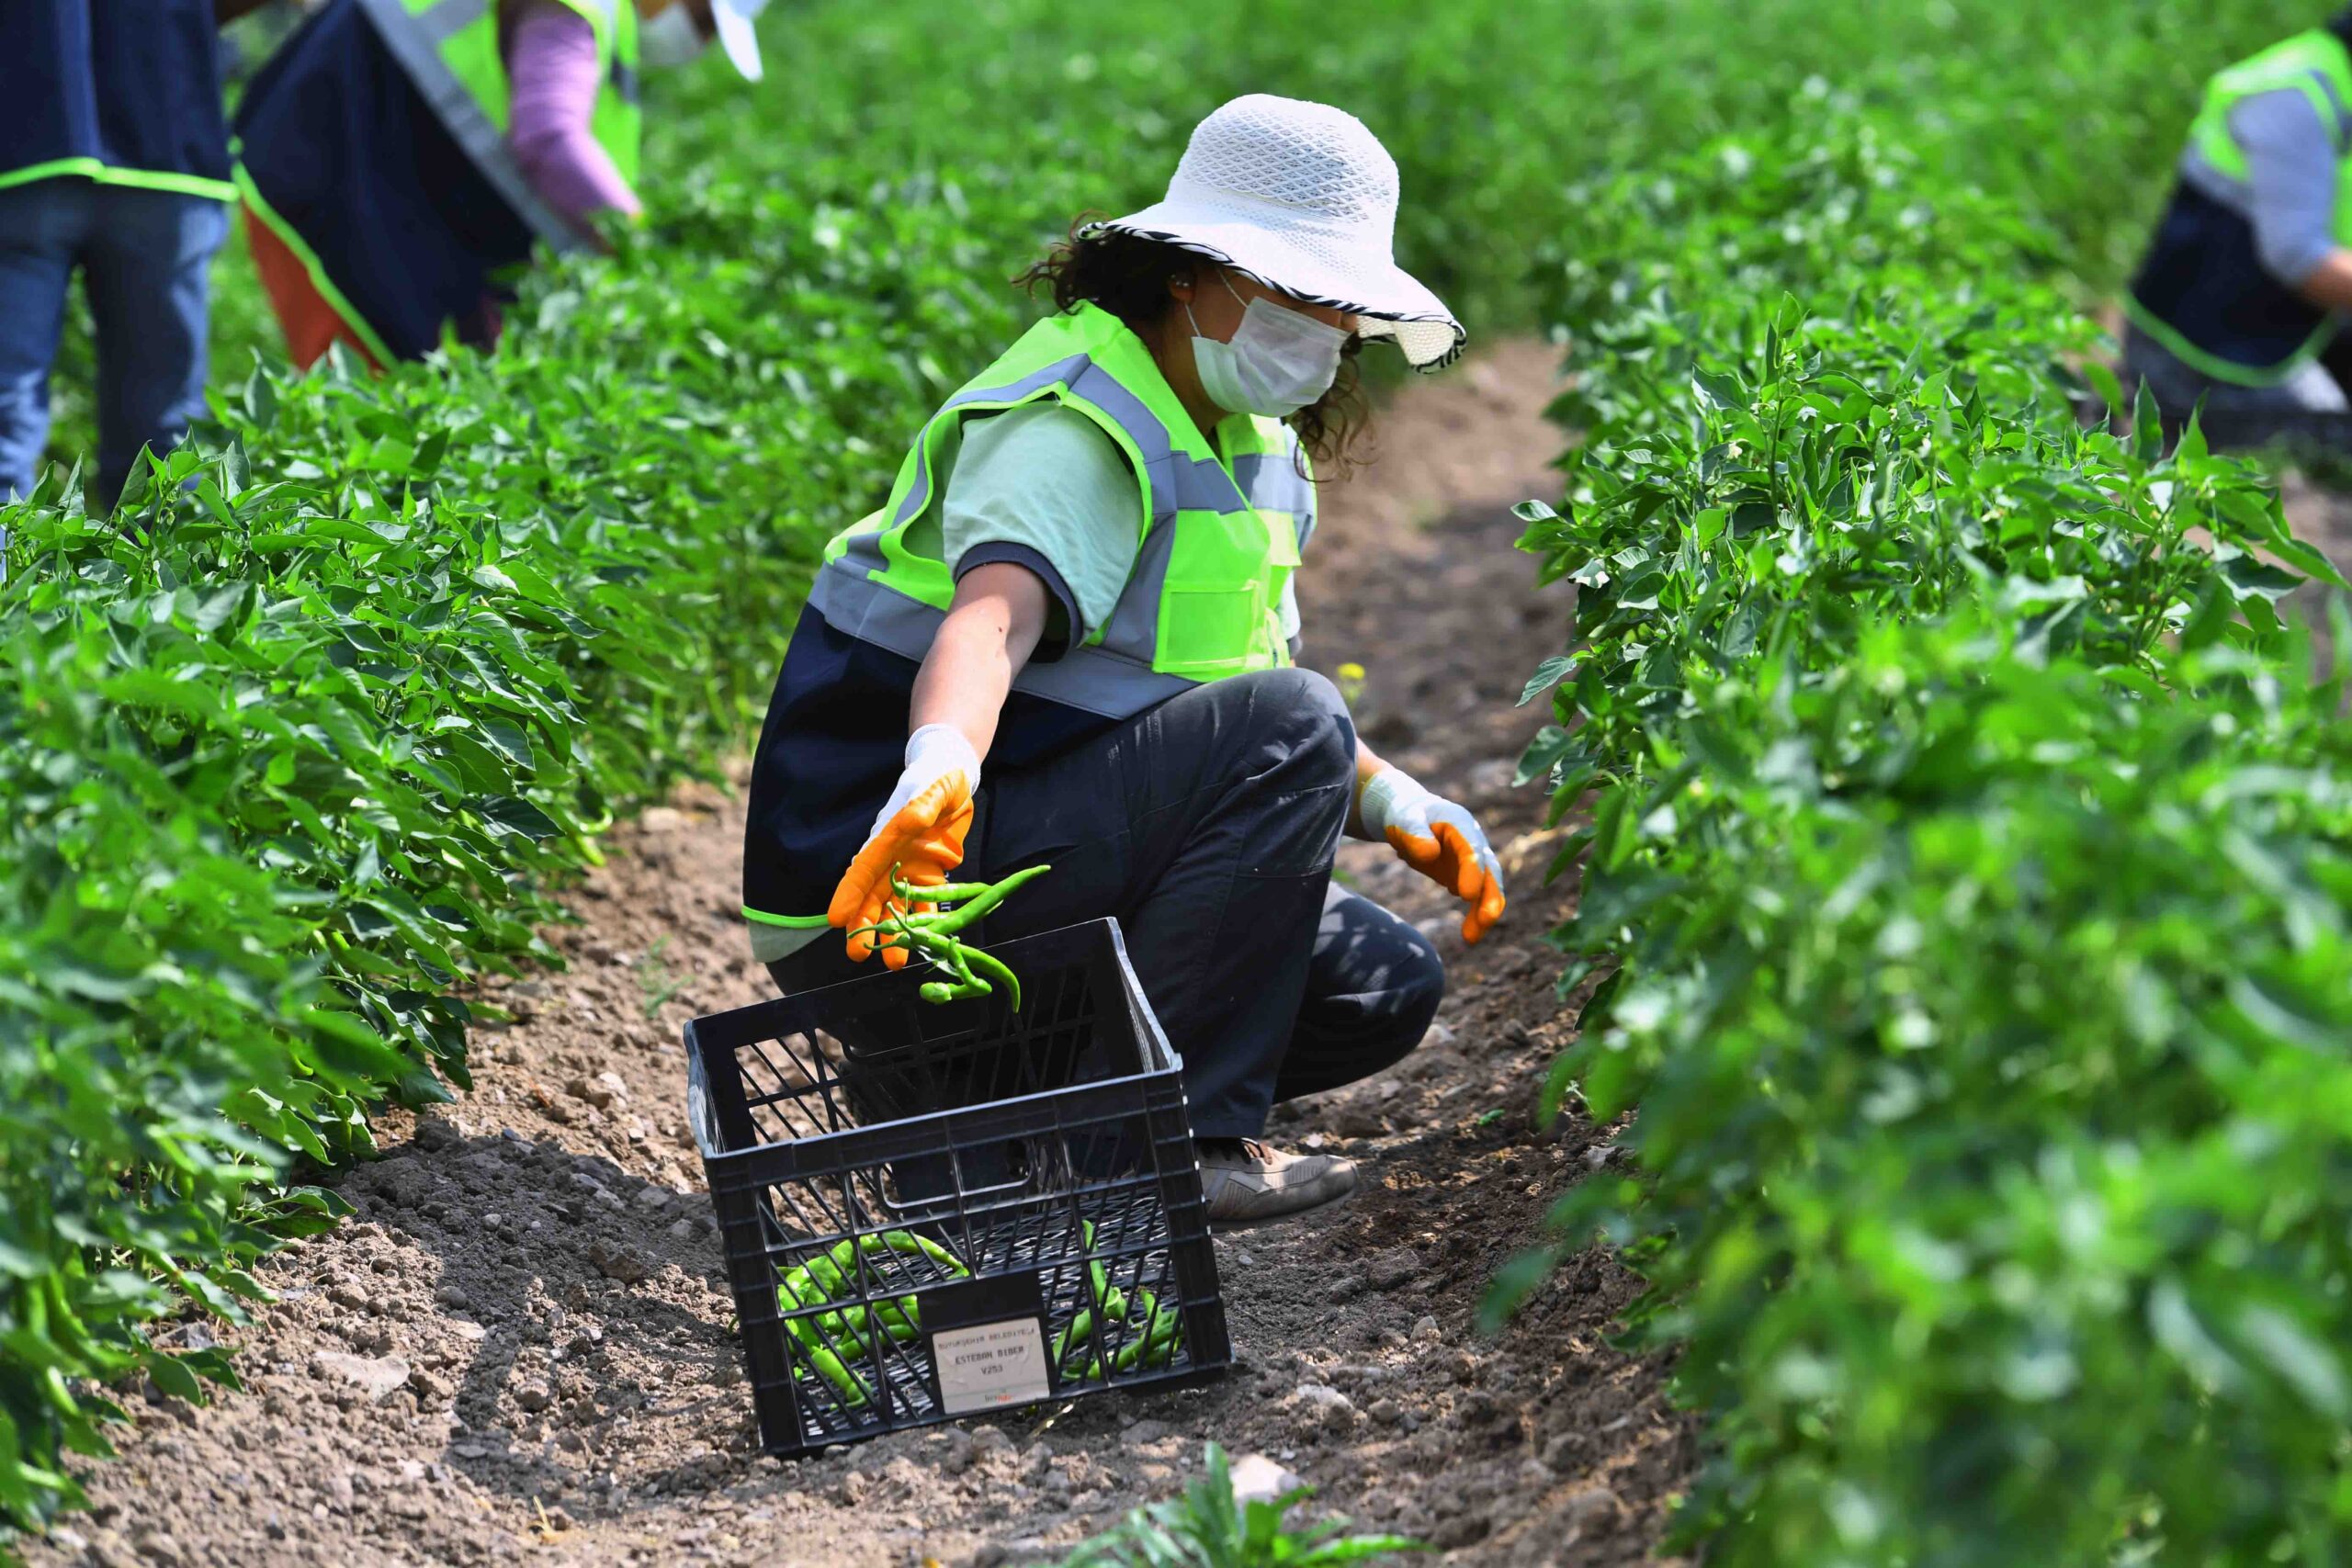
left=1086, top=94, right=1465, bottom=371
left=710, top=0, right=767, bottom=80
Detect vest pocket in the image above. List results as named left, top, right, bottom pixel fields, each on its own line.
left=1155, top=581, right=1264, bottom=678
left=1152, top=505, right=1295, bottom=679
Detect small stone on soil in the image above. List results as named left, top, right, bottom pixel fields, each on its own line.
left=589, top=1241, right=651, bottom=1283
left=308, top=1351, right=410, bottom=1402
left=1227, top=1452, right=1305, bottom=1505
left=1562, top=1483, right=1622, bottom=1522
left=131, top=1528, right=184, bottom=1565
left=1287, top=1382, right=1360, bottom=1434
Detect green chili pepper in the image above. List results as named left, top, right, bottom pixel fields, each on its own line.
left=776, top=1230, right=970, bottom=1382
left=891, top=863, right=1053, bottom=934
left=958, top=945, right=1023, bottom=1010
left=1110, top=1303, right=1182, bottom=1374
left=829, top=1296, right=923, bottom=1357
left=1052, top=1307, right=1094, bottom=1369
left=802, top=1252, right=848, bottom=1296
left=860, top=863, right=1052, bottom=1006
left=828, top=1229, right=968, bottom=1277
left=885, top=878, right=992, bottom=906
left=785, top=1318, right=872, bottom=1406
left=888, top=863, right=1051, bottom=914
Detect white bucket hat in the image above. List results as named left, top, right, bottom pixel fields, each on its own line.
left=1085, top=95, right=1465, bottom=371
left=710, top=0, right=768, bottom=80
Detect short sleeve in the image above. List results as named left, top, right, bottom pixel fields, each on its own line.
left=2230, top=87, right=2341, bottom=287
left=941, top=403, right=1145, bottom=652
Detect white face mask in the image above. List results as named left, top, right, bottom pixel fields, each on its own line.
left=1186, top=276, right=1349, bottom=418
left=638, top=4, right=707, bottom=69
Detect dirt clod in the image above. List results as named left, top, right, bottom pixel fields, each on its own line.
left=309, top=1352, right=409, bottom=1403
left=130, top=1529, right=182, bottom=1566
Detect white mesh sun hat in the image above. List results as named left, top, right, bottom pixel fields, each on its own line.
left=1085, top=95, right=1465, bottom=371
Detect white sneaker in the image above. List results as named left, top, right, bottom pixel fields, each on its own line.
left=1198, top=1137, right=1357, bottom=1224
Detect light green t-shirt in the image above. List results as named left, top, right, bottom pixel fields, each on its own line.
left=908, top=401, right=1301, bottom=649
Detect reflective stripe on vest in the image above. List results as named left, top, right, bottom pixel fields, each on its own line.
left=351, top=0, right=639, bottom=251
left=0, top=158, right=235, bottom=201
left=2136, top=29, right=2352, bottom=387
left=812, top=305, right=1316, bottom=719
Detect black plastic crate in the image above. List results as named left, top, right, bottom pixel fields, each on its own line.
left=685, top=919, right=1231, bottom=1455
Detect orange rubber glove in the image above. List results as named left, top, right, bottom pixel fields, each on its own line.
left=828, top=724, right=978, bottom=966
left=1360, top=767, right=1506, bottom=945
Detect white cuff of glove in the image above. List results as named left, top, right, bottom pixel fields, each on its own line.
left=867, top=722, right=982, bottom=837
left=1357, top=766, right=1434, bottom=839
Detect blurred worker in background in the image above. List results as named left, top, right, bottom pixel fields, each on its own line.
left=741, top=96, right=1506, bottom=1224
left=2125, top=8, right=2352, bottom=445
left=233, top=0, right=766, bottom=370
left=0, top=0, right=271, bottom=509
left=219, top=0, right=332, bottom=87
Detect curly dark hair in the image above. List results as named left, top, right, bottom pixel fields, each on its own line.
left=1011, top=220, right=1372, bottom=479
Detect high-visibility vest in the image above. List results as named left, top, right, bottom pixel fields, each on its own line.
left=2128, top=29, right=2352, bottom=385
left=234, top=0, right=639, bottom=366
left=810, top=302, right=1319, bottom=720
left=0, top=0, right=234, bottom=202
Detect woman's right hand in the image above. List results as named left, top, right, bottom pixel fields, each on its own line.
left=836, top=563, right=1045, bottom=963
left=828, top=724, right=980, bottom=966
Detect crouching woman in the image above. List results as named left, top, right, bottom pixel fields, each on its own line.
left=740, top=96, right=1505, bottom=1223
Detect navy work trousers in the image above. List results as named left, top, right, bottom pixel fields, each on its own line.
left=769, top=668, right=1446, bottom=1139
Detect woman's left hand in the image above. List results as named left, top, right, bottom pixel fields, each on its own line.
left=1359, top=768, right=1506, bottom=945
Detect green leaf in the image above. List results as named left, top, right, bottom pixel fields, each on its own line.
left=1518, top=656, right=1577, bottom=707
left=473, top=795, right=562, bottom=840
left=2081, top=359, right=2125, bottom=420
left=2132, top=378, right=2165, bottom=464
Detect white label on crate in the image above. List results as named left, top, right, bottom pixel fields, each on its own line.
left=933, top=1316, right=1052, bottom=1414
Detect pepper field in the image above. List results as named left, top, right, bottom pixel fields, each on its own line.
left=6, top=1, right=2351, bottom=1563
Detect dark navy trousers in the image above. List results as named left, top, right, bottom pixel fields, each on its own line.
left=770, top=668, right=1445, bottom=1139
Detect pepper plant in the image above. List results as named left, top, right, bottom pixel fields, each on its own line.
left=1502, top=83, right=2352, bottom=1568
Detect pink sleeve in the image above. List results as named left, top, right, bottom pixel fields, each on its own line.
left=504, top=0, right=642, bottom=233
